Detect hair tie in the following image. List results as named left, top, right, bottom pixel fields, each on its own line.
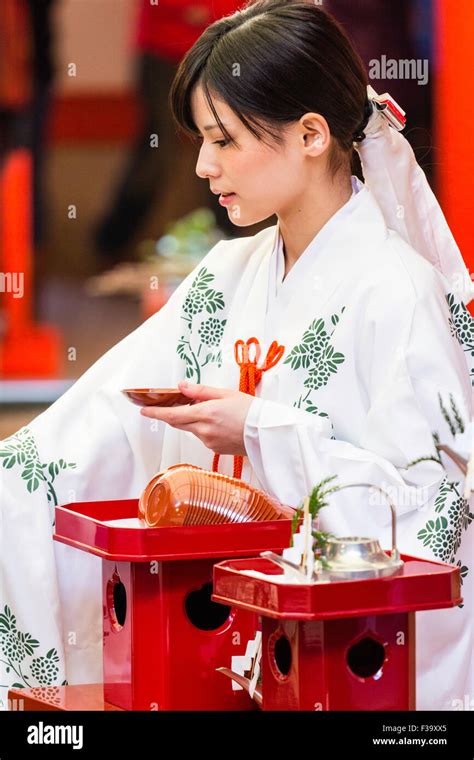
left=352, top=99, right=374, bottom=143
left=352, top=130, right=366, bottom=143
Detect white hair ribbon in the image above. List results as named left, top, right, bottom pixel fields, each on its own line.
left=356, top=85, right=473, bottom=305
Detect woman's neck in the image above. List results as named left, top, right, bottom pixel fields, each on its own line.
left=279, top=175, right=353, bottom=278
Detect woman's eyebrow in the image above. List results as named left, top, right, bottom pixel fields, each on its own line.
left=200, top=122, right=228, bottom=132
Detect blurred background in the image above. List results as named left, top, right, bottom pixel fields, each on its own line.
left=0, top=0, right=472, bottom=438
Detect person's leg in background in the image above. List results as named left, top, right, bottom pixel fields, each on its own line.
left=93, top=52, right=179, bottom=266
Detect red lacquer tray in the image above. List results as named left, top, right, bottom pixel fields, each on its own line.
left=54, top=499, right=293, bottom=562
left=212, top=555, right=462, bottom=620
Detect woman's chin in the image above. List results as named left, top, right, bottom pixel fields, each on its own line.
left=227, top=206, right=270, bottom=228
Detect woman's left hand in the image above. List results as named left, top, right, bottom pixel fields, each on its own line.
left=139, top=381, right=254, bottom=455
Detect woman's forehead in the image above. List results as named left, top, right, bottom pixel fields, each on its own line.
left=191, top=85, right=235, bottom=131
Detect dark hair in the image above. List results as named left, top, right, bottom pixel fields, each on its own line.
left=169, top=0, right=370, bottom=178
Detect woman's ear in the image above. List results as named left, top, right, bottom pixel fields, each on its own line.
left=300, top=113, right=330, bottom=155
left=304, top=129, right=328, bottom=156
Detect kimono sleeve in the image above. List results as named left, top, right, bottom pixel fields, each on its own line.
left=0, top=240, right=227, bottom=700
left=1, top=241, right=235, bottom=507
left=243, top=257, right=472, bottom=542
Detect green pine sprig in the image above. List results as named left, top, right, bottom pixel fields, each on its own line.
left=290, top=475, right=340, bottom=565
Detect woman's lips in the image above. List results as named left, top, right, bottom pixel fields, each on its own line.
left=219, top=193, right=237, bottom=206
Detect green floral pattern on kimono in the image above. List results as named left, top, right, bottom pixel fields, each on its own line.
left=446, top=292, right=474, bottom=385
left=417, top=478, right=473, bottom=607
left=284, top=309, right=346, bottom=417
left=410, top=393, right=472, bottom=606
left=0, top=605, right=67, bottom=698
left=0, top=428, right=76, bottom=511
left=177, top=267, right=227, bottom=383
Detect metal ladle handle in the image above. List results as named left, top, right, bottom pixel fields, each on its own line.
left=329, top=482, right=400, bottom=562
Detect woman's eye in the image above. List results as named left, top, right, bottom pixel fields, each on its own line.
left=195, top=135, right=231, bottom=148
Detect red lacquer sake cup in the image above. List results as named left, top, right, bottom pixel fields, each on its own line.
left=121, top=388, right=191, bottom=407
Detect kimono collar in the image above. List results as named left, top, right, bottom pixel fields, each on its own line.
left=222, top=179, right=389, bottom=351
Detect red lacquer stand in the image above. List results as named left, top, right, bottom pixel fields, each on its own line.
left=212, top=556, right=461, bottom=710
left=41, top=498, right=292, bottom=711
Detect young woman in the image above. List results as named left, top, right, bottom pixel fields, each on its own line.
left=1, top=1, right=472, bottom=710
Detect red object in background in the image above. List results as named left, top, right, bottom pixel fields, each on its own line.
left=435, top=0, right=474, bottom=315
left=49, top=3, right=244, bottom=143
left=212, top=556, right=461, bottom=711
left=49, top=94, right=140, bottom=144
left=0, top=0, right=31, bottom=109
left=0, top=149, right=61, bottom=378
left=53, top=497, right=292, bottom=711
left=136, top=0, right=244, bottom=62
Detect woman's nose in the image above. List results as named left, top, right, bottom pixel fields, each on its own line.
left=195, top=144, right=219, bottom=180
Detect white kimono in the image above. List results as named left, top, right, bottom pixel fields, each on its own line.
left=1, top=173, right=472, bottom=711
